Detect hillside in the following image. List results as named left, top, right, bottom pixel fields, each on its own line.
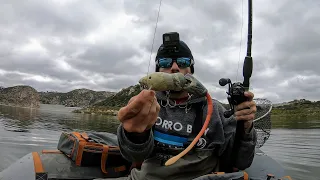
left=73, top=84, right=142, bottom=115
left=1, top=84, right=319, bottom=118
left=73, top=84, right=233, bottom=115
left=39, top=88, right=115, bottom=107
left=94, top=84, right=142, bottom=108
left=0, top=85, right=40, bottom=108
left=73, top=84, right=320, bottom=118
left=272, top=99, right=320, bottom=116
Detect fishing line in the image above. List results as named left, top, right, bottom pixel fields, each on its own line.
left=236, top=0, right=244, bottom=82
left=147, top=0, right=162, bottom=77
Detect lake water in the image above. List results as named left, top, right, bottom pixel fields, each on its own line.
left=0, top=104, right=319, bottom=180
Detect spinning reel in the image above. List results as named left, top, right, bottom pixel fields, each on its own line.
left=219, top=55, right=252, bottom=119
left=219, top=77, right=249, bottom=118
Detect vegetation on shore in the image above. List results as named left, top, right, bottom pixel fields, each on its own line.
left=72, top=84, right=320, bottom=118
left=76, top=100, right=320, bottom=117
left=39, top=88, right=115, bottom=107
left=272, top=99, right=320, bottom=117
left=1, top=84, right=319, bottom=119
left=72, top=106, right=121, bottom=116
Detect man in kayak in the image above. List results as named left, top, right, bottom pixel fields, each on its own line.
left=114, top=33, right=257, bottom=180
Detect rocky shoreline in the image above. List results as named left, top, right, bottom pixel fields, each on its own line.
left=39, top=88, right=115, bottom=107
left=0, top=85, right=116, bottom=109
left=73, top=98, right=320, bottom=118
left=72, top=106, right=119, bottom=116
left=1, top=84, right=319, bottom=118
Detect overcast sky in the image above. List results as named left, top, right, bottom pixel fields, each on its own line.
left=0, top=0, right=319, bottom=104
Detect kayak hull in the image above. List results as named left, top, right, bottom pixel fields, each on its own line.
left=243, top=148, right=287, bottom=179
left=0, top=148, right=289, bottom=180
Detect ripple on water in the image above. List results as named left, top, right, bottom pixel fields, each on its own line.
left=261, top=129, right=320, bottom=180
left=0, top=105, right=319, bottom=180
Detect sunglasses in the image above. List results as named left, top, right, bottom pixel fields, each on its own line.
left=156, top=57, right=193, bottom=68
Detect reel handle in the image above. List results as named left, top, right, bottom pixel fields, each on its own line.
left=224, top=109, right=235, bottom=118
left=219, top=78, right=231, bottom=86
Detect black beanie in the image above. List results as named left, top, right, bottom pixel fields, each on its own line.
left=155, top=40, right=194, bottom=73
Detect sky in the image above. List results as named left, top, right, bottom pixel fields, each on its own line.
left=0, top=0, right=319, bottom=104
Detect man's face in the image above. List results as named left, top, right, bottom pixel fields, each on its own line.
left=157, top=57, right=192, bottom=75
left=157, top=56, right=193, bottom=99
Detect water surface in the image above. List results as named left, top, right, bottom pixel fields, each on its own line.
left=0, top=104, right=319, bottom=180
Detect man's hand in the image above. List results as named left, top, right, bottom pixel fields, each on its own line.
left=117, top=89, right=160, bottom=133
left=234, top=91, right=257, bottom=130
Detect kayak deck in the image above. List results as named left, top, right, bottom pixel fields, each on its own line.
left=0, top=148, right=289, bottom=180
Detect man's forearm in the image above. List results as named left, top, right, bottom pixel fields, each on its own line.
left=117, top=124, right=154, bottom=162
left=244, top=120, right=253, bottom=134
left=233, top=125, right=257, bottom=170
left=124, top=128, right=151, bottom=144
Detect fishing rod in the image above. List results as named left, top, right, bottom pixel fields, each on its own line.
left=218, top=0, right=253, bottom=170
left=219, top=0, right=253, bottom=120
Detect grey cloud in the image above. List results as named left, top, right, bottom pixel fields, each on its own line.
left=0, top=71, right=53, bottom=92
left=123, top=0, right=163, bottom=25
left=0, top=0, right=144, bottom=89
left=274, top=26, right=320, bottom=75
left=0, top=54, right=54, bottom=75
left=0, top=72, right=25, bottom=85
left=70, top=42, right=144, bottom=75
left=266, top=75, right=320, bottom=103
left=0, top=53, right=85, bottom=82
left=0, top=1, right=101, bottom=37
left=255, top=0, right=320, bottom=74
left=0, top=0, right=319, bottom=104
left=130, top=0, right=242, bottom=56
left=98, top=75, right=141, bottom=90
left=231, top=0, right=320, bottom=103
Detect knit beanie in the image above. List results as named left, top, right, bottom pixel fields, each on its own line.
left=155, top=40, right=194, bottom=73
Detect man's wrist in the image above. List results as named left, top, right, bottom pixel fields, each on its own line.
left=123, top=128, right=151, bottom=144
left=244, top=121, right=253, bottom=134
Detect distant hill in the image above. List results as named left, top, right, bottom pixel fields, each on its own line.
left=73, top=84, right=320, bottom=117
left=273, top=99, right=320, bottom=107
left=1, top=83, right=319, bottom=117
left=73, top=84, right=232, bottom=115
left=72, top=84, right=142, bottom=115
left=39, top=88, right=115, bottom=107
left=272, top=99, right=320, bottom=116
left=93, top=84, right=142, bottom=108
left=0, top=85, right=40, bottom=108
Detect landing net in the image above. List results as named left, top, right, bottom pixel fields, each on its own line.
left=252, top=98, right=273, bottom=148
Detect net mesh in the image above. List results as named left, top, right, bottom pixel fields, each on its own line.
left=252, top=98, right=273, bottom=148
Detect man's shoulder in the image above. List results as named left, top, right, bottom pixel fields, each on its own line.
left=213, top=99, right=228, bottom=109
left=202, top=98, right=227, bottom=111
left=187, top=97, right=228, bottom=116
left=203, top=98, right=235, bottom=125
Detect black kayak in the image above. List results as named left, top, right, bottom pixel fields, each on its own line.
left=0, top=147, right=291, bottom=180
